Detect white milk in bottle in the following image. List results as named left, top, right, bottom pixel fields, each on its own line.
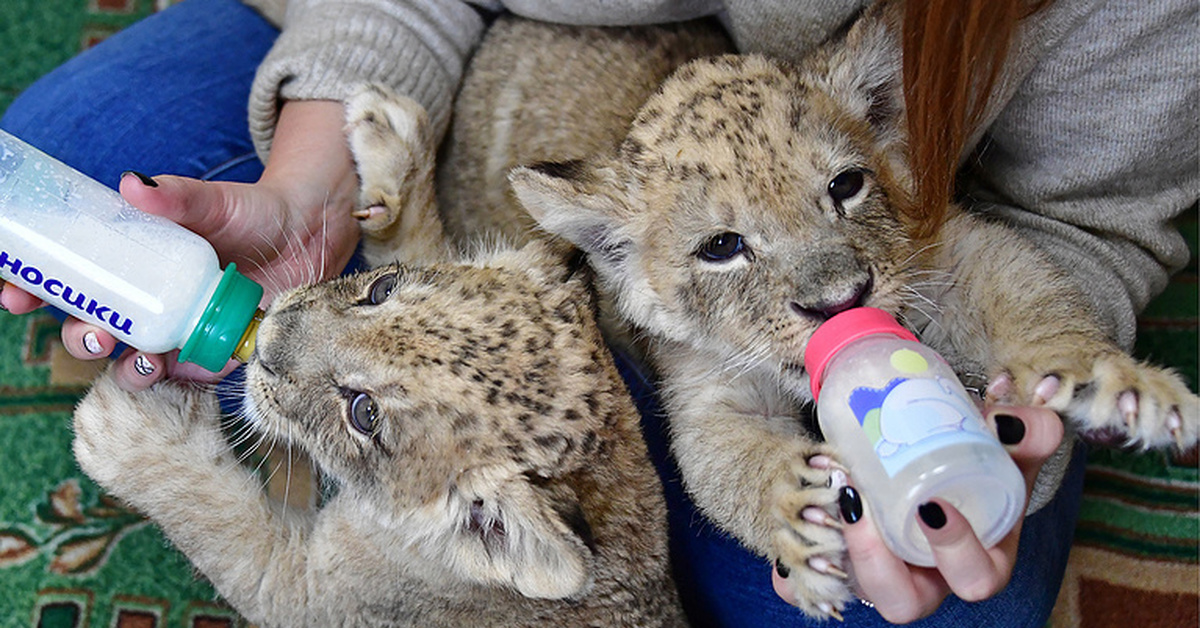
left=805, top=307, right=1024, bottom=566
left=0, top=129, right=261, bottom=371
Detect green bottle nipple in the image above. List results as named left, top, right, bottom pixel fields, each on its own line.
left=178, top=264, right=263, bottom=372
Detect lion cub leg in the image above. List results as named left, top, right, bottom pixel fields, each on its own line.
left=996, top=339, right=1197, bottom=450
left=934, top=214, right=1198, bottom=450
left=73, top=373, right=311, bottom=624
left=660, top=352, right=850, bottom=619
left=345, top=84, right=449, bottom=267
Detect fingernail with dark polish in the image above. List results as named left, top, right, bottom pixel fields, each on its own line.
left=839, top=486, right=863, bottom=524
left=775, top=558, right=790, bottom=579
left=123, top=170, right=159, bottom=187
left=995, top=413, right=1026, bottom=445
left=134, top=354, right=156, bottom=377
left=918, top=502, right=947, bottom=529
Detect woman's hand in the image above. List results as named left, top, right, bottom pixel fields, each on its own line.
left=772, top=405, right=1064, bottom=623
left=0, top=100, right=361, bottom=391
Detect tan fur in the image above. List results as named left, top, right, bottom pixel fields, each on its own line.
left=72, top=9, right=1198, bottom=623
left=436, top=16, right=733, bottom=250
left=501, top=5, right=1199, bottom=619
left=70, top=18, right=734, bottom=626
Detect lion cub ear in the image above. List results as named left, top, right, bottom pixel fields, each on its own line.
left=820, top=4, right=903, bottom=132
left=451, top=478, right=595, bottom=600
left=509, top=159, right=633, bottom=274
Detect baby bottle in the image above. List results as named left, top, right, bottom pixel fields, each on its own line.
left=0, top=129, right=262, bottom=372
left=804, top=307, right=1024, bottom=566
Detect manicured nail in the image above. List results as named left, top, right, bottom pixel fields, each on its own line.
left=133, top=354, right=156, bottom=377
left=123, top=170, right=159, bottom=187
left=838, top=486, right=862, bottom=524
left=83, top=331, right=104, bottom=355
left=918, top=502, right=947, bottom=529
left=775, top=558, right=790, bottom=578
left=995, top=413, right=1026, bottom=445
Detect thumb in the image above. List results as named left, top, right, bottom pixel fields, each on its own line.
left=118, top=171, right=238, bottom=236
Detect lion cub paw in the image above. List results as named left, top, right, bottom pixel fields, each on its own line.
left=997, top=351, right=1198, bottom=451
left=769, top=452, right=851, bottom=620
left=345, top=84, right=444, bottom=264
left=73, top=371, right=221, bottom=492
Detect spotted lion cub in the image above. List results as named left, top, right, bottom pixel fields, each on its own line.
left=72, top=88, right=685, bottom=628
left=507, top=5, right=1200, bottom=620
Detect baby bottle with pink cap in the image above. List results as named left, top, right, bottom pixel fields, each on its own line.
left=804, top=307, right=1024, bottom=566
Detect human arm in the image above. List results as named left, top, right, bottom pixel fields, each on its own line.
left=247, top=0, right=488, bottom=160
left=3, top=0, right=491, bottom=389
left=959, top=0, right=1196, bottom=350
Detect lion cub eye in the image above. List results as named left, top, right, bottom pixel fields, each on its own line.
left=366, top=273, right=398, bottom=305
left=828, top=169, right=865, bottom=203
left=348, top=391, right=380, bottom=435
left=697, top=232, right=747, bottom=262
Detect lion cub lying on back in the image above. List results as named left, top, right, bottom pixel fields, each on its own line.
left=69, top=24, right=718, bottom=626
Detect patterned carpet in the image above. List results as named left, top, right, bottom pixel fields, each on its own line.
left=0, top=1, right=1196, bottom=627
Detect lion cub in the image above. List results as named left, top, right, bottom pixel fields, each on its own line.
left=71, top=79, right=687, bottom=628
left=504, top=5, right=1200, bottom=620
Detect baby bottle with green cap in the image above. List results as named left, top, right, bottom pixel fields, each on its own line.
left=804, top=307, right=1024, bottom=566
left=0, top=129, right=262, bottom=372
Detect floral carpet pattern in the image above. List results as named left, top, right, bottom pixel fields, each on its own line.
left=0, top=1, right=1196, bottom=627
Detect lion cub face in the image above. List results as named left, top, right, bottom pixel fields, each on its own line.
left=241, top=245, right=625, bottom=598
left=244, top=249, right=607, bottom=502
left=514, top=19, right=918, bottom=397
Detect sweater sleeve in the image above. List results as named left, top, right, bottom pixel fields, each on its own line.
left=247, top=0, right=490, bottom=161
left=959, top=0, right=1196, bottom=351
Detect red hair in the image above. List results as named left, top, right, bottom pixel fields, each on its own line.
left=901, top=0, right=1045, bottom=237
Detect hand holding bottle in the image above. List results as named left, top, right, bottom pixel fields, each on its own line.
left=804, top=308, right=1026, bottom=565
left=772, top=404, right=1064, bottom=623
left=0, top=100, right=360, bottom=391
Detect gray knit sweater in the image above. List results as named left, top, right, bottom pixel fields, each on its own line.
left=243, top=0, right=1197, bottom=507
left=244, top=0, right=1195, bottom=350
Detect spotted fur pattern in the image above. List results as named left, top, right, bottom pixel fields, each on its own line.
left=70, top=25, right=713, bottom=627
left=509, top=5, right=1199, bottom=619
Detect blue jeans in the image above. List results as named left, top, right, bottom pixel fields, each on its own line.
left=1, top=0, right=274, bottom=187
left=0, top=1, right=1085, bottom=625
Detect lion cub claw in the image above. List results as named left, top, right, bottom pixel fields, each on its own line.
left=769, top=451, right=850, bottom=620
left=345, top=84, right=446, bottom=264
left=996, top=347, right=1198, bottom=451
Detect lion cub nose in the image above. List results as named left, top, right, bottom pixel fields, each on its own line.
left=790, top=276, right=872, bottom=321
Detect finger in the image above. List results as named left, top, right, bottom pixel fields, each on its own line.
left=0, top=282, right=46, bottom=315
left=771, top=562, right=794, bottom=606
left=987, top=406, right=1064, bottom=485
left=841, top=485, right=947, bottom=623
left=111, top=350, right=166, bottom=392
left=61, top=318, right=116, bottom=360
left=920, top=499, right=1014, bottom=603
left=119, top=171, right=228, bottom=230
left=170, top=356, right=240, bottom=383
